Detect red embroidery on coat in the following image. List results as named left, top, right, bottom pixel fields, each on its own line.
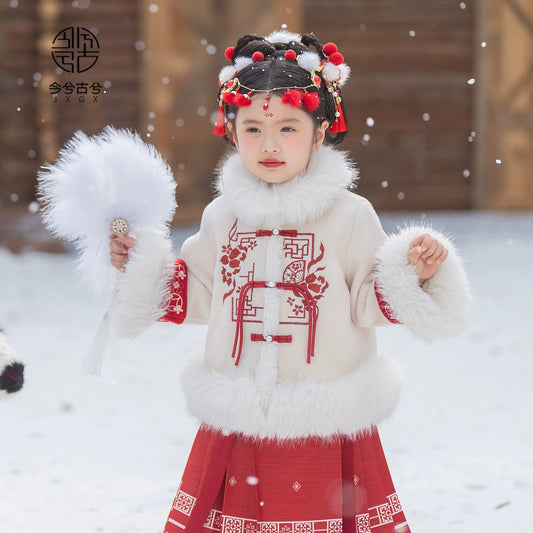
left=220, top=222, right=329, bottom=326
left=159, top=259, right=187, bottom=324
left=220, top=222, right=330, bottom=365
left=221, top=220, right=257, bottom=302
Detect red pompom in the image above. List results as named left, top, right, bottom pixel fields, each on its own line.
left=252, top=51, right=264, bottom=62
left=329, top=52, right=344, bottom=66
left=225, top=47, right=235, bottom=61
left=314, top=75, right=322, bottom=86
left=222, top=92, right=237, bottom=106
left=235, top=92, right=252, bottom=106
left=303, top=92, right=320, bottom=112
left=284, top=49, right=297, bottom=61
left=323, top=42, right=338, bottom=57
left=282, top=89, right=303, bottom=108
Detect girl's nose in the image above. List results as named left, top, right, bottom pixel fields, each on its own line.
left=261, top=134, right=280, bottom=153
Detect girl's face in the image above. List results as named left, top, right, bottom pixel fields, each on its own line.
left=229, top=95, right=329, bottom=184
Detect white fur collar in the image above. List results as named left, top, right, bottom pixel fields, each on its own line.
left=215, top=145, right=357, bottom=227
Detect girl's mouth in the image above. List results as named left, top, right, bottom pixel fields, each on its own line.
left=260, top=160, right=284, bottom=168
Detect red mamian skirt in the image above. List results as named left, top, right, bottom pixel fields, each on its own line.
left=164, top=425, right=411, bottom=533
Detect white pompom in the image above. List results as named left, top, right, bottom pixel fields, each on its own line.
left=322, top=62, right=341, bottom=82
left=265, top=30, right=301, bottom=44
left=338, top=63, right=351, bottom=86
left=219, top=65, right=236, bottom=84
left=297, top=51, right=321, bottom=72
left=233, top=56, right=254, bottom=72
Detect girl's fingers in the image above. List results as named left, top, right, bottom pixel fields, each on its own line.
left=116, top=233, right=136, bottom=249
left=110, top=240, right=128, bottom=254
left=407, top=245, right=423, bottom=265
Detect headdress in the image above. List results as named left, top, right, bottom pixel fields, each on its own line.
left=213, top=30, right=351, bottom=137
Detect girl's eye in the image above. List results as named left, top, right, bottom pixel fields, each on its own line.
left=246, top=127, right=260, bottom=133
left=281, top=126, right=295, bottom=133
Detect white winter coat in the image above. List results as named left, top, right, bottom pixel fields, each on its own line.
left=113, top=145, right=471, bottom=440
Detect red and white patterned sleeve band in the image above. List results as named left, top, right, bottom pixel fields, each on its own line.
left=374, top=279, right=401, bottom=324
left=159, top=259, right=188, bottom=324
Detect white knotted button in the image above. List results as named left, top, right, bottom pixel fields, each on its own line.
left=272, top=228, right=280, bottom=236
left=265, top=335, right=273, bottom=342
left=266, top=280, right=276, bottom=288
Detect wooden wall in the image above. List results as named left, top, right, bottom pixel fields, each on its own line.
left=306, top=0, right=475, bottom=210
left=1, top=0, right=142, bottom=210
left=1, top=0, right=532, bottom=225
left=0, top=0, right=40, bottom=206
left=473, top=0, right=533, bottom=209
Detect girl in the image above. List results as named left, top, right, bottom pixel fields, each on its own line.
left=110, top=30, right=470, bottom=533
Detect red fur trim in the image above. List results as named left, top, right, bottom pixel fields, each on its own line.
left=224, top=47, right=235, bottom=62
left=252, top=51, right=264, bottom=62
left=374, top=279, right=401, bottom=324
left=329, top=52, right=344, bottom=66
left=303, top=92, right=320, bottom=112
left=281, top=89, right=303, bottom=108
left=284, top=49, right=297, bottom=61
left=159, top=260, right=188, bottom=324
left=323, top=42, right=338, bottom=56
left=212, top=106, right=226, bottom=136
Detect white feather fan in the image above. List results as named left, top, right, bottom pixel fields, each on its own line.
left=37, top=126, right=177, bottom=375
left=37, top=126, right=177, bottom=296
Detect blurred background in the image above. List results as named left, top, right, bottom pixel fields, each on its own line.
left=1, top=3, right=533, bottom=532
left=1, top=0, right=532, bottom=250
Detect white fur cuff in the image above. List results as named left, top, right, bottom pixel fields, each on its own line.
left=375, top=226, right=471, bottom=342
left=111, top=227, right=174, bottom=339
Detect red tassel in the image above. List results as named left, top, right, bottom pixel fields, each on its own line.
left=213, top=105, right=226, bottom=136
left=328, top=103, right=347, bottom=133
left=303, top=92, right=320, bottom=112
left=282, top=89, right=303, bottom=108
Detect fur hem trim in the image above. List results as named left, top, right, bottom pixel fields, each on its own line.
left=181, top=353, right=403, bottom=440
left=111, top=227, right=174, bottom=339
left=375, top=226, right=471, bottom=342
left=215, top=145, right=357, bottom=227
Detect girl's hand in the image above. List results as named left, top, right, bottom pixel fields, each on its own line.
left=110, top=233, right=136, bottom=271
left=407, top=233, right=448, bottom=285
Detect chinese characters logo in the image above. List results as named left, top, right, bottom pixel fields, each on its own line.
left=51, top=27, right=99, bottom=73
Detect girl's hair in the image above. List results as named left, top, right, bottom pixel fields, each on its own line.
left=216, top=32, right=349, bottom=146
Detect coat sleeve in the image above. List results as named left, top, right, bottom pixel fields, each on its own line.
left=347, top=197, right=471, bottom=340
left=111, top=204, right=217, bottom=338
left=346, top=197, right=393, bottom=328
left=374, top=224, right=472, bottom=342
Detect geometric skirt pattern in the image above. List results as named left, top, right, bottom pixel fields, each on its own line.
left=164, top=425, right=411, bottom=533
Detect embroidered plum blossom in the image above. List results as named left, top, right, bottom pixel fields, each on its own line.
left=221, top=220, right=258, bottom=301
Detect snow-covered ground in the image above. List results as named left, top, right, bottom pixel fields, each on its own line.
left=0, top=211, right=531, bottom=533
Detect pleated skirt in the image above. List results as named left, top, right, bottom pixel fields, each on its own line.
left=164, top=425, right=411, bottom=533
